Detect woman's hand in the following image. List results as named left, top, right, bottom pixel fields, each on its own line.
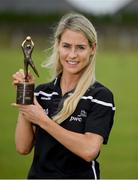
left=12, top=69, right=35, bottom=85
left=12, top=98, right=47, bottom=126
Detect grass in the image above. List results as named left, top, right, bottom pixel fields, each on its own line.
left=0, top=47, right=138, bottom=179
left=96, top=50, right=138, bottom=178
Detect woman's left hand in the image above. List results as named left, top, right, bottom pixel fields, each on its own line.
left=12, top=98, right=47, bottom=125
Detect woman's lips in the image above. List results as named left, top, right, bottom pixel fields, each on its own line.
left=66, top=60, right=79, bottom=65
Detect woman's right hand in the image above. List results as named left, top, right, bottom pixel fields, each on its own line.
left=12, top=69, right=35, bottom=86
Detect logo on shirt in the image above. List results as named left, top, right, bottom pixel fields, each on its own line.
left=78, top=110, right=87, bottom=118
left=69, top=116, right=82, bottom=122
left=69, top=110, right=87, bottom=122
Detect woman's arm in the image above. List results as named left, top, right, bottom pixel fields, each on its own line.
left=12, top=69, right=35, bottom=155
left=15, top=100, right=103, bottom=161
left=15, top=112, right=35, bottom=155
left=40, top=116, right=103, bottom=162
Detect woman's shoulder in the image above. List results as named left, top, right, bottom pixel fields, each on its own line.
left=86, top=81, right=114, bottom=102
left=35, top=79, right=55, bottom=93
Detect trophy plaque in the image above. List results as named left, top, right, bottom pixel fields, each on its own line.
left=16, top=36, right=39, bottom=105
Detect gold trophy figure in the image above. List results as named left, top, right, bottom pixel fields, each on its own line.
left=16, top=36, right=39, bottom=105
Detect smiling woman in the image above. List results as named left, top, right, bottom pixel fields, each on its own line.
left=58, top=29, right=95, bottom=77
left=12, top=13, right=115, bottom=179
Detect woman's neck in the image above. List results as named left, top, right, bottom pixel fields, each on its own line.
left=60, top=73, right=80, bottom=96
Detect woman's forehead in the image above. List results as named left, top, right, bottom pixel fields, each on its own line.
left=60, top=29, right=89, bottom=45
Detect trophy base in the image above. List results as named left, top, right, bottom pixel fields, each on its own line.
left=16, top=82, right=34, bottom=105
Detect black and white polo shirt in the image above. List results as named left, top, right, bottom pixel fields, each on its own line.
left=28, top=75, right=115, bottom=179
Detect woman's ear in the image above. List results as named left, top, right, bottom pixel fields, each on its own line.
left=91, top=42, right=96, bottom=55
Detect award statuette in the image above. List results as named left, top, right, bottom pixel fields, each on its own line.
left=16, top=36, right=39, bottom=105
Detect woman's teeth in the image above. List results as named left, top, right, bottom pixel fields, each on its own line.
left=67, top=60, right=78, bottom=65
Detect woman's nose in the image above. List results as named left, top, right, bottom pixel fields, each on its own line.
left=68, top=48, right=77, bottom=58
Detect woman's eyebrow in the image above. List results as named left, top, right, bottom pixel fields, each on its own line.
left=62, top=42, right=70, bottom=45
left=62, top=42, right=87, bottom=46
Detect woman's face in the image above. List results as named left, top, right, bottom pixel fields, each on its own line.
left=58, top=29, right=96, bottom=76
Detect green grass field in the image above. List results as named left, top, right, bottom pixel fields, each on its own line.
left=0, top=47, right=138, bottom=179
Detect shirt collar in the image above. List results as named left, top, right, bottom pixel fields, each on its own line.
left=50, top=74, right=75, bottom=97
left=48, top=74, right=62, bottom=95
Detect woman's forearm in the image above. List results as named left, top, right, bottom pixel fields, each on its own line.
left=15, top=112, right=35, bottom=155
left=39, top=116, right=103, bottom=162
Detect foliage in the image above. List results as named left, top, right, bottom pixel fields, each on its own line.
left=0, top=11, right=138, bottom=26
left=0, top=12, right=64, bottom=24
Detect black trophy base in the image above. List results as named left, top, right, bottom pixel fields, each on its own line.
left=16, top=82, right=34, bottom=105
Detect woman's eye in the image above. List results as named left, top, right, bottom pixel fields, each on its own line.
left=78, top=46, right=85, bottom=50
left=63, top=44, right=70, bottom=48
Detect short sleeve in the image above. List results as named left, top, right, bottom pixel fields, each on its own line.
left=34, top=84, right=44, bottom=93
left=84, top=88, right=115, bottom=144
left=34, top=85, right=40, bottom=103
left=34, top=84, right=46, bottom=104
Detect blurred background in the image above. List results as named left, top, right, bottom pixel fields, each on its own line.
left=0, top=0, right=138, bottom=178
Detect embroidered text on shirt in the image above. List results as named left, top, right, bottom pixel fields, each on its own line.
left=69, top=116, right=82, bottom=122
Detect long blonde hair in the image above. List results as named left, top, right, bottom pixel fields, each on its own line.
left=45, top=13, right=97, bottom=124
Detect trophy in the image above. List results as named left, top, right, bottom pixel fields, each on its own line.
left=16, top=36, right=39, bottom=105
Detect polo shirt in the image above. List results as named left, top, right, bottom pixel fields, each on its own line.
left=27, top=75, right=115, bottom=179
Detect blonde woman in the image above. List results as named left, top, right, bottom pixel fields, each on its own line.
left=12, top=13, right=115, bottom=179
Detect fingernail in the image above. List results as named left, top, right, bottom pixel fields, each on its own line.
left=11, top=103, right=17, bottom=106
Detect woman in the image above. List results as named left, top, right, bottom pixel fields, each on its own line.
left=12, top=13, right=115, bottom=179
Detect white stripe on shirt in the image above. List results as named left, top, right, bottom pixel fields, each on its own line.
left=92, top=161, right=97, bottom=180
left=34, top=91, right=58, bottom=97
left=81, top=96, right=115, bottom=111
